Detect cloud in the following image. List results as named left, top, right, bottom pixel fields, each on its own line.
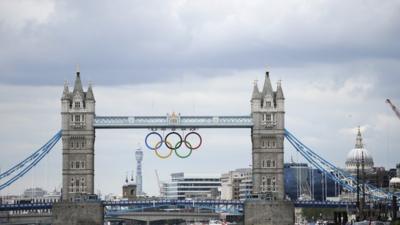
left=1, top=1, right=400, bottom=196
left=0, top=0, right=399, bottom=85
left=0, top=0, right=55, bottom=29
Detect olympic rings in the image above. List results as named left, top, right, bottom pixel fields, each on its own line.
left=144, top=131, right=203, bottom=159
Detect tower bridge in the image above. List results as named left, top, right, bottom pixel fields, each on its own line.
left=58, top=71, right=287, bottom=206
left=0, top=71, right=396, bottom=225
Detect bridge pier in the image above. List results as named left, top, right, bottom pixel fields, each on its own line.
left=244, top=199, right=294, bottom=225
left=52, top=201, right=104, bottom=225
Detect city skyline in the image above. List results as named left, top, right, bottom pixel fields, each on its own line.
left=0, top=1, right=400, bottom=197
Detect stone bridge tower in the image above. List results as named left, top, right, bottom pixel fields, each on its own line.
left=246, top=71, right=293, bottom=225
left=61, top=71, right=95, bottom=201
left=251, top=71, right=285, bottom=200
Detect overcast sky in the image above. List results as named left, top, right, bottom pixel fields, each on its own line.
left=0, top=0, right=399, bottom=197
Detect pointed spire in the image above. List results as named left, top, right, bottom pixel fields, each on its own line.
left=72, top=69, right=84, bottom=96
left=262, top=71, right=273, bottom=97
left=86, top=82, right=95, bottom=101
left=251, top=80, right=262, bottom=100
left=276, top=80, right=285, bottom=100
left=61, top=80, right=70, bottom=100
left=355, top=126, right=364, bottom=149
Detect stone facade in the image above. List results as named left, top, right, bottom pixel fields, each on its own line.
left=52, top=202, right=104, bottom=225
left=244, top=199, right=294, bottom=225
left=251, top=72, right=285, bottom=200
left=61, top=72, right=96, bottom=201
left=123, top=184, right=137, bottom=200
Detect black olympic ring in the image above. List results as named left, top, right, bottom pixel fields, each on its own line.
left=164, top=132, right=183, bottom=150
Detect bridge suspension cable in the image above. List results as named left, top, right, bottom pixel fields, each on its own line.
left=0, top=130, right=62, bottom=191
left=284, top=129, right=391, bottom=201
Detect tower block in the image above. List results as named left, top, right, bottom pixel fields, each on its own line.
left=245, top=72, right=294, bottom=225
left=61, top=71, right=96, bottom=202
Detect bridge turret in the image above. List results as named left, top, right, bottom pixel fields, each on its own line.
left=61, top=70, right=96, bottom=202
left=251, top=81, right=262, bottom=112
left=61, top=81, right=71, bottom=116
left=275, top=81, right=285, bottom=130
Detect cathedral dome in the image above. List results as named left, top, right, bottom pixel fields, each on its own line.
left=345, top=148, right=374, bottom=169
left=345, top=127, right=374, bottom=173
left=390, top=177, right=400, bottom=190
left=390, top=177, right=400, bottom=184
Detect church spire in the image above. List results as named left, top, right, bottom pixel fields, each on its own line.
left=355, top=126, right=364, bottom=149
left=262, top=71, right=273, bottom=97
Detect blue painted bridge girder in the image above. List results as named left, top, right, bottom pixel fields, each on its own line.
left=94, top=115, right=253, bottom=129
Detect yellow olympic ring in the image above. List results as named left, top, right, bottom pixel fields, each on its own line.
left=154, top=141, right=173, bottom=159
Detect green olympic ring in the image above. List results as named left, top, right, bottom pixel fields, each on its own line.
left=174, top=141, right=193, bottom=159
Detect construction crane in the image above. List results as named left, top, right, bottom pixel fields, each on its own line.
left=386, top=99, right=400, bottom=120
left=155, top=170, right=163, bottom=196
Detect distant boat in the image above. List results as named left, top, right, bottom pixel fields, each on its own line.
left=209, top=220, right=223, bottom=225
left=354, top=221, right=390, bottom=225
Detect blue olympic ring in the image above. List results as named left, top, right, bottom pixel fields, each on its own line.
left=145, top=132, right=163, bottom=150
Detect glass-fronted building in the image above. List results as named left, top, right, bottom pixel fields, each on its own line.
left=284, top=163, right=339, bottom=201
left=162, top=173, right=221, bottom=200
